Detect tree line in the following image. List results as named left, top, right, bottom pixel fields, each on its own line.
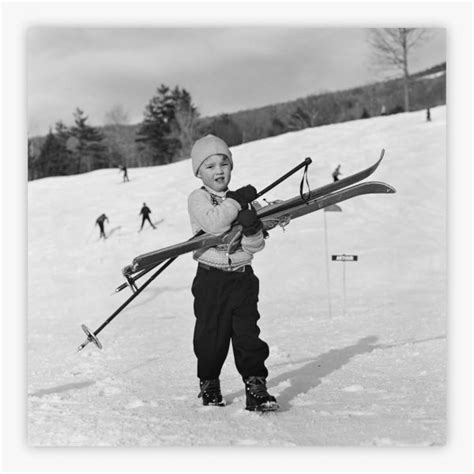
left=29, top=28, right=445, bottom=180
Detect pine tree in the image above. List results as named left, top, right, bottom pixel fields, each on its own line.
left=136, top=85, right=199, bottom=164
left=37, top=129, right=70, bottom=177
left=69, top=108, right=107, bottom=173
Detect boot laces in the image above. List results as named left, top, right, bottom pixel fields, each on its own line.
left=245, top=376, right=270, bottom=398
left=198, top=379, right=220, bottom=398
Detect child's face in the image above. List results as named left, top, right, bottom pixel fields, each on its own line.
left=197, top=154, right=232, bottom=192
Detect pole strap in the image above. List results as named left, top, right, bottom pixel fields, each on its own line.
left=299, top=160, right=311, bottom=202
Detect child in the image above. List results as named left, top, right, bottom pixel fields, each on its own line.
left=187, top=134, right=278, bottom=412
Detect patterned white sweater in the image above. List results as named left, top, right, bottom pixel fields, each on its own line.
left=187, top=185, right=265, bottom=269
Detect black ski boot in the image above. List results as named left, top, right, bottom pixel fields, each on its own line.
left=198, top=378, right=226, bottom=407
left=244, top=376, right=279, bottom=412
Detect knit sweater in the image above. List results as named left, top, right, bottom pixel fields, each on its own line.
left=187, top=185, right=265, bottom=269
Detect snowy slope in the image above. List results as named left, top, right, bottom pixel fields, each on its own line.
left=27, top=106, right=446, bottom=446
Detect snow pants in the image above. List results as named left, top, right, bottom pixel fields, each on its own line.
left=191, top=264, right=269, bottom=380
left=140, top=215, right=154, bottom=229
left=98, top=222, right=106, bottom=238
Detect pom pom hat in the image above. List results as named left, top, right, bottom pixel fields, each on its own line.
left=191, top=134, right=233, bottom=176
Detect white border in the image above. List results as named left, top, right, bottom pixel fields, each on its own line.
left=2, top=1, right=472, bottom=472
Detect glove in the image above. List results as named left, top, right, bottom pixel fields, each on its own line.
left=237, top=208, right=263, bottom=237
left=226, top=185, right=257, bottom=209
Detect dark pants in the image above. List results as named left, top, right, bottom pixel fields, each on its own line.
left=98, top=222, right=106, bottom=238
left=191, top=265, right=269, bottom=380
left=140, top=215, right=155, bottom=229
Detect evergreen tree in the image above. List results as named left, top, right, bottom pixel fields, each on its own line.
left=136, top=84, right=199, bottom=164
left=53, top=120, right=75, bottom=174
left=37, top=129, right=70, bottom=177
left=69, top=108, right=108, bottom=173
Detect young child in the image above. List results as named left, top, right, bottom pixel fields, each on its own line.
left=187, top=134, right=278, bottom=412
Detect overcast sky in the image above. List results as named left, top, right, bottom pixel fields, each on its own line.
left=27, top=27, right=446, bottom=136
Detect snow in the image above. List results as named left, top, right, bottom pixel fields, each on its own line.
left=27, top=106, right=446, bottom=447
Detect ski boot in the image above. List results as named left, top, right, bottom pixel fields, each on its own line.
left=244, top=376, right=279, bottom=412
left=198, top=378, right=226, bottom=407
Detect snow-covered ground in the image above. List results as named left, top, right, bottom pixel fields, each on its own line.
left=27, top=107, right=446, bottom=447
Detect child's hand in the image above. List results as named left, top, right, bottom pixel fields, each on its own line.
left=226, top=185, right=257, bottom=208
left=237, top=208, right=263, bottom=236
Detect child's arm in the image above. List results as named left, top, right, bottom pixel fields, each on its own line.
left=237, top=208, right=265, bottom=254
left=188, top=189, right=240, bottom=235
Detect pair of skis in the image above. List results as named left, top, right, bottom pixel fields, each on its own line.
left=129, top=149, right=392, bottom=272
left=77, top=150, right=395, bottom=352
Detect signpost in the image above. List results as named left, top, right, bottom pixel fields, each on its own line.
left=331, top=254, right=358, bottom=316
left=323, top=204, right=342, bottom=318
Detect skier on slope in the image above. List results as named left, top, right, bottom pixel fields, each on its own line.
left=119, top=164, right=129, bottom=182
left=95, top=213, right=109, bottom=239
left=139, top=203, right=156, bottom=231
left=187, top=134, right=278, bottom=412
left=332, top=164, right=342, bottom=182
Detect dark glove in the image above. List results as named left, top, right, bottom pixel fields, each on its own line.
left=237, top=208, right=263, bottom=236
left=226, top=185, right=257, bottom=209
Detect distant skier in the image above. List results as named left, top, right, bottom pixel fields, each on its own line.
left=119, top=164, right=129, bottom=182
left=139, top=203, right=156, bottom=231
left=332, top=164, right=342, bottom=182
left=95, top=213, right=109, bottom=239
left=426, top=107, right=431, bottom=122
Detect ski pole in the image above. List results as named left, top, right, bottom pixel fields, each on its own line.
left=77, top=256, right=178, bottom=352
left=114, top=157, right=312, bottom=293
left=78, top=157, right=314, bottom=350
left=255, top=157, right=312, bottom=198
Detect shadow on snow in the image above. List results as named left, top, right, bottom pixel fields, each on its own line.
left=225, top=334, right=446, bottom=412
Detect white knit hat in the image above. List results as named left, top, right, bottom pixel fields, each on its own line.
left=191, top=134, right=233, bottom=176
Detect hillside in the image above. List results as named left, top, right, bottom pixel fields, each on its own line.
left=27, top=106, right=446, bottom=447
left=28, top=62, right=446, bottom=176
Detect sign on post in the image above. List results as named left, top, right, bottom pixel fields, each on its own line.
left=332, top=254, right=358, bottom=262
left=331, top=254, right=359, bottom=316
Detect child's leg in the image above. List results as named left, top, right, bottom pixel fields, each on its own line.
left=231, top=270, right=269, bottom=379
left=192, top=268, right=233, bottom=380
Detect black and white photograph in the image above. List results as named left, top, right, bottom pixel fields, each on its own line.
left=26, top=24, right=448, bottom=447
left=2, top=0, right=472, bottom=471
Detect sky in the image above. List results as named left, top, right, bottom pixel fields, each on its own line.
left=27, top=27, right=446, bottom=136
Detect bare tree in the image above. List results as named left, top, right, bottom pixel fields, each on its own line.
left=103, top=104, right=132, bottom=166
left=368, top=28, right=429, bottom=112
left=172, top=97, right=199, bottom=159
left=288, top=97, right=320, bottom=131
left=104, top=104, right=129, bottom=126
